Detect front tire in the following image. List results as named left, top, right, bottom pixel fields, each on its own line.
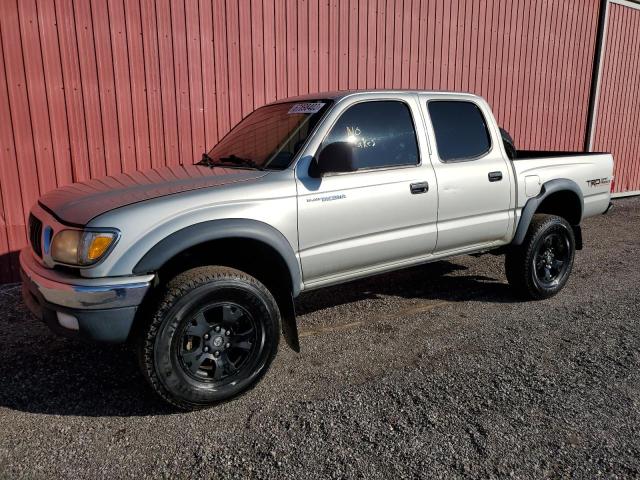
left=138, top=266, right=280, bottom=410
left=505, top=214, right=575, bottom=300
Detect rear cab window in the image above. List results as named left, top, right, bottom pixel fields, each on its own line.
left=427, top=100, right=492, bottom=162
left=320, top=100, right=420, bottom=171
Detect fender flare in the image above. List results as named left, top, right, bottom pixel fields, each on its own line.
left=132, top=218, right=302, bottom=297
left=512, top=178, right=583, bottom=245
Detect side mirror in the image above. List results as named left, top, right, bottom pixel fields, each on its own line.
left=309, top=142, right=356, bottom=178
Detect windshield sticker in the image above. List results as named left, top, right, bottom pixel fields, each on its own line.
left=288, top=102, right=326, bottom=114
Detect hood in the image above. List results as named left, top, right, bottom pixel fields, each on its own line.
left=39, top=164, right=268, bottom=225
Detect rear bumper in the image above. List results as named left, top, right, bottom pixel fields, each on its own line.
left=19, top=248, right=154, bottom=343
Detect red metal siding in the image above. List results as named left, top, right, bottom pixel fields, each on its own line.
left=0, top=0, right=602, bottom=282
left=592, top=2, right=640, bottom=195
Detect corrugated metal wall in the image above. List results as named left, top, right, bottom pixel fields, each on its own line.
left=0, top=0, right=601, bottom=282
left=592, top=1, right=640, bottom=195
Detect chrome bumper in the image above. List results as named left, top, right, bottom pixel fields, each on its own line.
left=19, top=248, right=154, bottom=310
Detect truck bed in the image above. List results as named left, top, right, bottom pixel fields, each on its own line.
left=516, top=150, right=607, bottom=159
left=510, top=150, right=614, bottom=219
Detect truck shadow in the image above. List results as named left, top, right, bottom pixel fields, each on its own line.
left=0, top=259, right=515, bottom=417
left=296, top=259, right=516, bottom=316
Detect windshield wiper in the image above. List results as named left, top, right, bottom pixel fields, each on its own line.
left=198, top=153, right=263, bottom=170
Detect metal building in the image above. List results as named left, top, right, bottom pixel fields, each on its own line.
left=0, top=0, right=638, bottom=282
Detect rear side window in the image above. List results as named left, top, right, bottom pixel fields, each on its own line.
left=322, top=101, right=419, bottom=170
left=428, top=101, right=491, bottom=161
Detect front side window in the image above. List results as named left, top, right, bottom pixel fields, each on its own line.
left=320, top=101, right=419, bottom=170
left=428, top=100, right=491, bottom=161
left=204, top=100, right=332, bottom=170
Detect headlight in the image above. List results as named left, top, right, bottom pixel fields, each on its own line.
left=50, top=230, right=118, bottom=266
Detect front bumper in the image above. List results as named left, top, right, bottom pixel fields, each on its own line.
left=19, top=248, right=154, bottom=343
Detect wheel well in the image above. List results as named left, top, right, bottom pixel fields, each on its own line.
left=535, top=190, right=582, bottom=225
left=129, top=237, right=300, bottom=350
left=156, top=238, right=294, bottom=297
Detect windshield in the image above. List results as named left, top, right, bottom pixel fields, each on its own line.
left=203, top=100, right=333, bottom=170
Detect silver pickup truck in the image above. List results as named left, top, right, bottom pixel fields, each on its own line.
left=20, top=90, right=614, bottom=409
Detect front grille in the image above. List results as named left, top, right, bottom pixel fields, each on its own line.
left=28, top=214, right=43, bottom=257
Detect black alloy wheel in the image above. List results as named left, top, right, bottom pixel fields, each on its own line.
left=532, top=231, right=571, bottom=289
left=178, top=302, right=260, bottom=384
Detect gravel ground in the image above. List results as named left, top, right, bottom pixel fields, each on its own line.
left=1, top=197, right=639, bottom=479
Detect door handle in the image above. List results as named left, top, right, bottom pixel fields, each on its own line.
left=410, top=181, right=429, bottom=194
left=488, top=171, right=503, bottom=182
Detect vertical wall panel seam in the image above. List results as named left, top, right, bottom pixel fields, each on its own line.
left=33, top=0, right=60, bottom=186
left=610, top=8, right=627, bottom=188
left=593, top=3, right=611, bottom=151
left=15, top=0, right=42, bottom=194
left=512, top=0, right=527, bottom=138
left=567, top=0, right=584, bottom=149
left=88, top=0, right=109, bottom=176
left=168, top=0, right=180, bottom=159
left=187, top=0, right=201, bottom=153
left=0, top=7, right=35, bottom=223
left=598, top=3, right=618, bottom=153
left=535, top=0, right=551, bottom=148
left=138, top=0, right=154, bottom=166
left=68, top=0, right=93, bottom=178
left=249, top=0, right=255, bottom=110
left=583, top=0, right=600, bottom=148
left=617, top=9, right=638, bottom=189
left=181, top=0, right=194, bottom=161
left=571, top=2, right=589, bottom=150
left=121, top=1, right=140, bottom=170
left=603, top=7, right=622, bottom=158
left=619, top=7, right=636, bottom=189
left=153, top=0, right=168, bottom=164
left=52, top=0, right=77, bottom=181
left=587, top=0, right=609, bottom=150
left=224, top=0, right=232, bottom=122
left=631, top=11, right=640, bottom=189
left=550, top=2, right=566, bottom=149
left=615, top=8, right=633, bottom=188
left=105, top=0, right=124, bottom=173
left=497, top=0, right=509, bottom=125
left=555, top=1, right=571, bottom=149
left=609, top=5, right=627, bottom=189
left=0, top=19, right=27, bottom=244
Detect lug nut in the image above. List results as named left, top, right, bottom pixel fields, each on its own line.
left=203, top=346, right=210, bottom=352
left=225, top=330, right=230, bottom=336
left=225, top=343, right=230, bottom=349
left=215, top=326, right=221, bottom=332
left=204, top=334, right=210, bottom=340
left=214, top=351, right=220, bottom=357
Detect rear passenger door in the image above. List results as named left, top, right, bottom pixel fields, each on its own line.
left=421, top=96, right=514, bottom=252
left=295, top=96, right=438, bottom=286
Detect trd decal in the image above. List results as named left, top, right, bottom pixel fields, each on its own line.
left=586, top=177, right=611, bottom=187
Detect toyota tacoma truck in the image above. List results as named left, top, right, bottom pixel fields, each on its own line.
left=20, top=90, right=614, bottom=410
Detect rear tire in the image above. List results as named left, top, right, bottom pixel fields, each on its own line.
left=505, top=214, right=575, bottom=300
left=138, top=266, right=280, bottom=410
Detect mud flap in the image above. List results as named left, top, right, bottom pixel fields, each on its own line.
left=280, top=292, right=300, bottom=352
left=572, top=225, right=583, bottom=250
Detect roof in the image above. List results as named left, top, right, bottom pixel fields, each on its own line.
left=270, top=89, right=480, bottom=104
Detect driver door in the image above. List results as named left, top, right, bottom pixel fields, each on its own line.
left=295, top=96, right=438, bottom=287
